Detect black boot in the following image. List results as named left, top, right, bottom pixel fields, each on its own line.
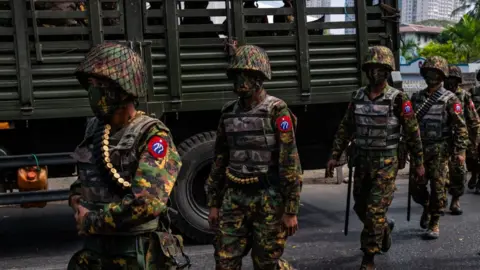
left=450, top=196, right=463, bottom=215
left=420, top=207, right=430, bottom=229
left=359, top=254, right=376, bottom=270
left=381, top=218, right=395, bottom=253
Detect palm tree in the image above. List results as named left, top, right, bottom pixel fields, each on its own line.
left=451, top=0, right=480, bottom=19
left=443, top=14, right=480, bottom=62
left=400, top=39, right=419, bottom=62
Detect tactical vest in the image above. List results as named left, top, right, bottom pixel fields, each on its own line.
left=455, top=88, right=467, bottom=107
left=411, top=88, right=455, bottom=143
left=72, top=114, right=163, bottom=235
left=352, top=86, right=402, bottom=151
left=471, top=86, right=480, bottom=111
left=222, top=95, right=280, bottom=179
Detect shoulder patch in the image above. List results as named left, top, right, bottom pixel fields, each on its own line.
left=453, top=103, right=462, bottom=114
left=147, top=136, right=168, bottom=159
left=276, top=115, right=293, bottom=132
left=470, top=99, right=476, bottom=110
left=402, top=100, right=414, bottom=116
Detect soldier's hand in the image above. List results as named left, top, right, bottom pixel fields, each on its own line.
left=208, top=207, right=219, bottom=230
left=457, top=154, right=465, bottom=165
left=327, top=159, right=337, bottom=172
left=74, top=205, right=90, bottom=235
left=282, top=214, right=298, bottom=237
left=70, top=195, right=81, bottom=213
left=415, top=165, right=425, bottom=177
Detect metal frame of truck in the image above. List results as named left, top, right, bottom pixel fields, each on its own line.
left=0, top=0, right=401, bottom=244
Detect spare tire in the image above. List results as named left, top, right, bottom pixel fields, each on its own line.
left=170, top=131, right=216, bottom=244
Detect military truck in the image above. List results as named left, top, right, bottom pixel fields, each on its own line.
left=0, top=0, right=401, bottom=244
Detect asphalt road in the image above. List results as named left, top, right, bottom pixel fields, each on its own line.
left=1, top=176, right=480, bottom=269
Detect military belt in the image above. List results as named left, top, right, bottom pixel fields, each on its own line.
left=84, top=234, right=148, bottom=256
left=356, top=148, right=398, bottom=157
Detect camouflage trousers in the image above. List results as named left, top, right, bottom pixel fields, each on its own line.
left=352, top=155, right=398, bottom=255
left=214, top=186, right=294, bottom=270
left=409, top=143, right=448, bottom=219
left=68, top=234, right=167, bottom=270
left=447, top=156, right=466, bottom=197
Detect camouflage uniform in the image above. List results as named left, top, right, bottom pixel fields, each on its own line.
left=34, top=1, right=80, bottom=26
left=207, top=45, right=302, bottom=270
left=444, top=65, right=480, bottom=214
left=273, top=0, right=295, bottom=36
left=467, top=70, right=480, bottom=193
left=330, top=46, right=424, bottom=270
left=409, top=56, right=468, bottom=239
left=67, top=43, right=186, bottom=269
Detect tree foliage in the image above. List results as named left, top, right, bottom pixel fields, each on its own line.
left=420, top=41, right=465, bottom=64
left=417, top=14, right=480, bottom=64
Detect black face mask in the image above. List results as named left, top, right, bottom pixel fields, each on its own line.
left=444, top=78, right=459, bottom=92
left=232, top=72, right=263, bottom=99
left=422, top=70, right=443, bottom=88
left=366, top=68, right=389, bottom=86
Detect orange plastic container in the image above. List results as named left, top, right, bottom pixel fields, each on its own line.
left=17, top=166, right=48, bottom=208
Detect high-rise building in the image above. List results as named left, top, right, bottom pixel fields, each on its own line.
left=401, top=0, right=464, bottom=24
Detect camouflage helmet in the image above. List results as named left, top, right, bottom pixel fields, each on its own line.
left=448, top=65, right=462, bottom=82
left=227, top=45, right=272, bottom=80
left=420, top=56, right=449, bottom=78
left=75, top=42, right=148, bottom=98
left=361, top=46, right=395, bottom=72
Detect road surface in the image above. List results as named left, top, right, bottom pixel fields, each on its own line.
left=1, top=177, right=480, bottom=269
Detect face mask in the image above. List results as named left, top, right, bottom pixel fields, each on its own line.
left=366, top=68, right=389, bottom=86
left=423, top=70, right=442, bottom=88
left=444, top=78, right=459, bottom=91
left=87, top=85, right=125, bottom=122
left=232, top=72, right=262, bottom=98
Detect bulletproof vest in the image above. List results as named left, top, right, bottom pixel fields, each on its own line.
left=222, top=95, right=279, bottom=178
left=411, top=88, right=455, bottom=143
left=471, top=86, right=480, bottom=110
left=352, top=86, right=402, bottom=151
left=72, top=115, right=163, bottom=235
left=455, top=88, right=467, bottom=107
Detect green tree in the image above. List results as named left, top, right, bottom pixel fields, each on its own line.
left=400, top=39, right=418, bottom=62
left=442, top=14, right=480, bottom=62
left=419, top=41, right=465, bottom=64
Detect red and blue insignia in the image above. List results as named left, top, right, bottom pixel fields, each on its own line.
left=276, top=115, right=293, bottom=132
left=147, top=136, right=168, bottom=159
left=453, top=103, right=462, bottom=114
left=402, top=101, right=413, bottom=115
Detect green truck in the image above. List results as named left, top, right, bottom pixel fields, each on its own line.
left=0, top=0, right=401, bottom=244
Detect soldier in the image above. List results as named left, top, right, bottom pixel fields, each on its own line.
left=327, top=46, right=424, bottom=270
left=467, top=70, right=480, bottom=193
left=35, top=1, right=80, bottom=26
left=273, top=0, right=295, bottom=36
left=444, top=65, right=480, bottom=214
left=409, top=56, right=468, bottom=240
left=207, top=45, right=302, bottom=270
left=67, top=43, right=186, bottom=269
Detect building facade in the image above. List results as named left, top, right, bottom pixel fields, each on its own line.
left=401, top=0, right=463, bottom=24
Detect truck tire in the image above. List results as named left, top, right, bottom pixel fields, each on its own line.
left=171, top=131, right=216, bottom=244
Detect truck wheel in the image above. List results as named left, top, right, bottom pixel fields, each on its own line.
left=171, top=131, right=216, bottom=244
